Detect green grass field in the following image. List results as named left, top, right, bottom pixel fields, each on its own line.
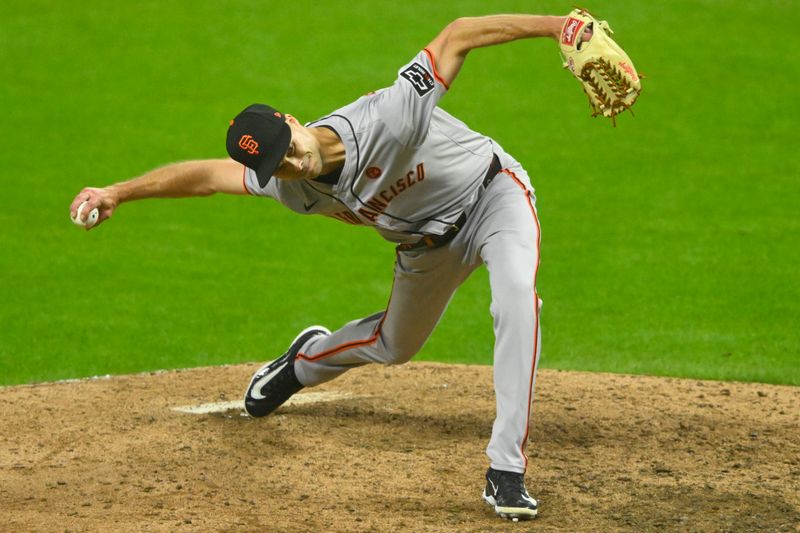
left=1, top=0, right=798, bottom=386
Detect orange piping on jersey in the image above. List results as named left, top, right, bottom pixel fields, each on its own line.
left=423, top=48, right=450, bottom=90
left=296, top=257, right=396, bottom=362
left=502, top=167, right=542, bottom=472
left=297, top=310, right=387, bottom=362
left=241, top=164, right=252, bottom=195
left=297, top=328, right=380, bottom=362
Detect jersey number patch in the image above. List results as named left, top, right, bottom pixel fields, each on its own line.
left=401, top=63, right=435, bottom=96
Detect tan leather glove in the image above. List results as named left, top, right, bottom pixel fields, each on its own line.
left=560, top=9, right=642, bottom=121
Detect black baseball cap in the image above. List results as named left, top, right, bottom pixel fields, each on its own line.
left=226, top=104, right=291, bottom=187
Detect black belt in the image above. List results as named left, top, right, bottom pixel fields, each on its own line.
left=397, top=154, right=502, bottom=252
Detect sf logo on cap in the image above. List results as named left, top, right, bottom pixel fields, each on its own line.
left=238, top=135, right=260, bottom=155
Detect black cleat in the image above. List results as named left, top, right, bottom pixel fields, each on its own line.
left=243, top=326, right=330, bottom=417
left=482, top=467, right=538, bottom=520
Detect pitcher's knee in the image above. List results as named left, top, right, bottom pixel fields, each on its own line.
left=490, top=273, right=538, bottom=319
left=496, top=275, right=536, bottom=302
left=379, top=332, right=422, bottom=365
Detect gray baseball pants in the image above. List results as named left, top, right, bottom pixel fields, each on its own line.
left=294, top=150, right=542, bottom=474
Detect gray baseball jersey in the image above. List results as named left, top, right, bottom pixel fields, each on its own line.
left=243, top=49, right=497, bottom=244
left=244, top=49, right=542, bottom=475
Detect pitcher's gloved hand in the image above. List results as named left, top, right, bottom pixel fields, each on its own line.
left=559, top=9, right=642, bottom=121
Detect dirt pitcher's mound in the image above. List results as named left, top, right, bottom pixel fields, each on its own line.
left=1, top=363, right=798, bottom=532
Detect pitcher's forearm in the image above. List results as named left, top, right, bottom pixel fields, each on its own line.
left=106, top=160, right=219, bottom=204
left=427, top=14, right=566, bottom=86
left=70, top=159, right=244, bottom=230
left=446, top=15, right=564, bottom=52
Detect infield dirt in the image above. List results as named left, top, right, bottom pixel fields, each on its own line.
left=2, top=363, right=798, bottom=532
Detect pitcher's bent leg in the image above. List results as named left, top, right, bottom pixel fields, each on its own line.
left=294, top=248, right=474, bottom=387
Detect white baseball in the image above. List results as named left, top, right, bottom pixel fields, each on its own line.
left=71, top=201, right=99, bottom=228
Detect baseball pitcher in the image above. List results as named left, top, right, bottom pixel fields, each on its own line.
left=70, top=10, right=640, bottom=520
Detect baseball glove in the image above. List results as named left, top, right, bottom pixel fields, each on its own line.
left=559, top=8, right=642, bottom=122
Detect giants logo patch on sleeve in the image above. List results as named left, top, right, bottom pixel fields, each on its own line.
left=400, top=63, right=435, bottom=96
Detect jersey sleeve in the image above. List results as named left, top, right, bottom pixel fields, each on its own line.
left=242, top=166, right=277, bottom=198
left=374, top=48, right=449, bottom=147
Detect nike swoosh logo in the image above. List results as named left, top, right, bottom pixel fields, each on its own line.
left=489, top=479, right=498, bottom=495
left=250, top=362, right=287, bottom=400
left=303, top=200, right=319, bottom=211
